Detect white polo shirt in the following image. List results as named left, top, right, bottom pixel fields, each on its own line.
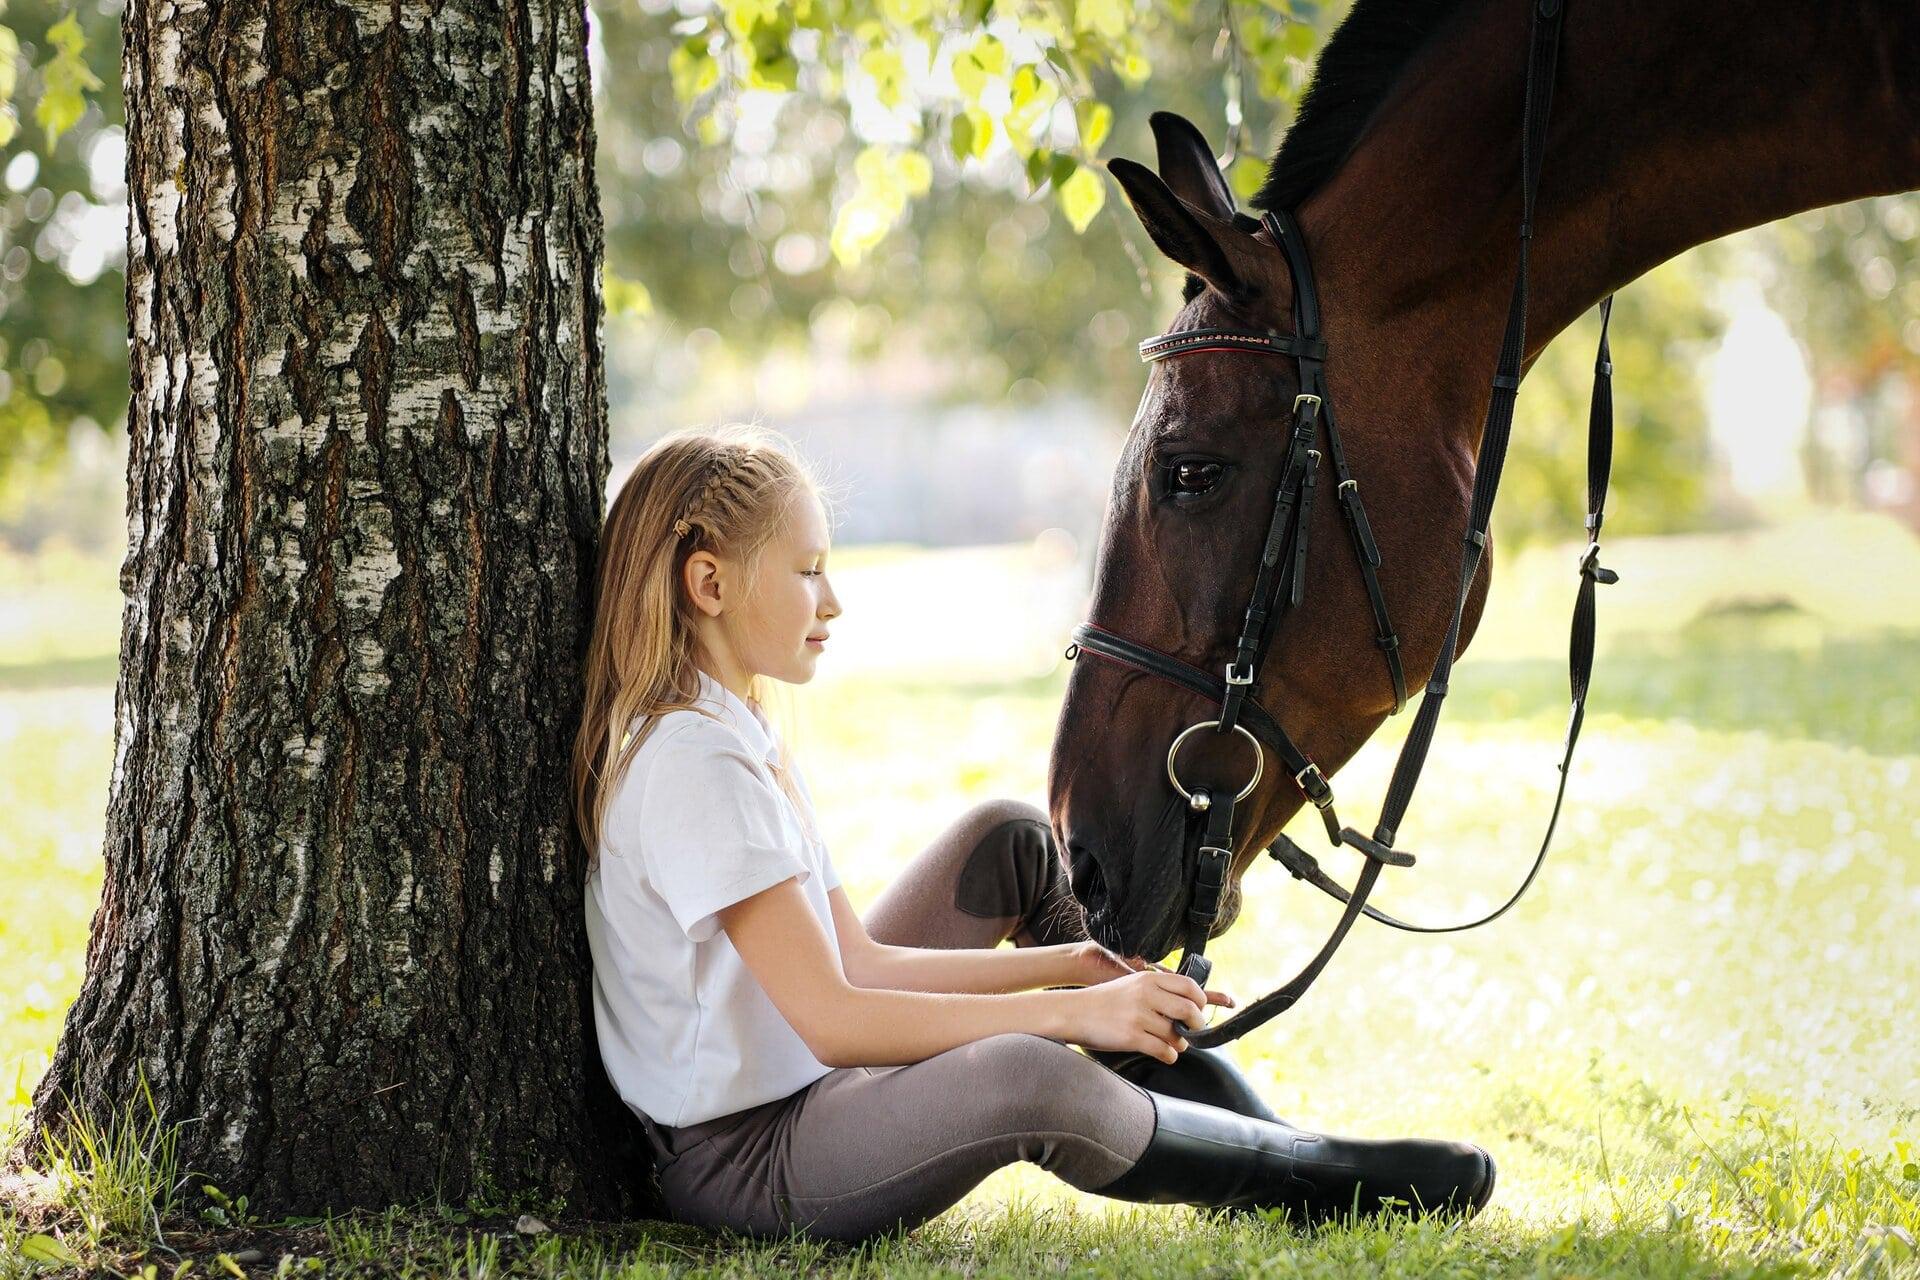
left=585, top=669, right=843, bottom=1129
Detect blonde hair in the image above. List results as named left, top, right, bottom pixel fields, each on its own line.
left=573, top=423, right=826, bottom=874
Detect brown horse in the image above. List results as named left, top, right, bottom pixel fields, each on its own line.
left=1047, top=0, right=1920, bottom=964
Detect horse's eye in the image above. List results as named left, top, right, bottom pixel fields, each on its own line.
left=1169, top=459, right=1224, bottom=494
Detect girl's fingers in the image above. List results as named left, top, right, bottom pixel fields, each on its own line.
left=1206, top=988, right=1236, bottom=1007
left=1150, top=990, right=1207, bottom=1030
left=1139, top=1010, right=1186, bottom=1052
left=1135, top=1031, right=1178, bottom=1064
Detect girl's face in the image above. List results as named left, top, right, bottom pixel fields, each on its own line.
left=727, top=491, right=840, bottom=685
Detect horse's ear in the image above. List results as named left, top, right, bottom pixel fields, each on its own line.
left=1107, top=157, right=1264, bottom=303
left=1149, top=112, right=1237, bottom=223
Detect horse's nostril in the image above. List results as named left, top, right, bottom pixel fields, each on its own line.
left=1066, top=841, right=1107, bottom=906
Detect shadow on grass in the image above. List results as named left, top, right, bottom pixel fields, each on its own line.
left=0, top=1188, right=1850, bottom=1279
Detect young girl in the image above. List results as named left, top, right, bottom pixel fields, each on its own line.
left=572, top=425, right=1496, bottom=1244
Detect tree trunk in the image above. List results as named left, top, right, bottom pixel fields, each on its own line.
left=17, top=0, right=653, bottom=1217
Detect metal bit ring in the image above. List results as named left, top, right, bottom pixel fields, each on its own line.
left=1166, top=720, right=1264, bottom=805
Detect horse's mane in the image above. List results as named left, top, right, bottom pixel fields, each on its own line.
left=1253, top=0, right=1478, bottom=212
left=1178, top=0, right=1477, bottom=302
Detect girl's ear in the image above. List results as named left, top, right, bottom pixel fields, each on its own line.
left=683, top=550, right=726, bottom=618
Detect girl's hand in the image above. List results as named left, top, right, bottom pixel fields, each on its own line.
left=1066, top=939, right=1144, bottom=986
left=1066, top=943, right=1228, bottom=997
left=1060, top=969, right=1236, bottom=1063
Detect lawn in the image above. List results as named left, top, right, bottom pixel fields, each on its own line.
left=2, top=516, right=1917, bottom=1277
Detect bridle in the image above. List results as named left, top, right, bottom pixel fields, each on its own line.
left=1064, top=0, right=1619, bottom=1048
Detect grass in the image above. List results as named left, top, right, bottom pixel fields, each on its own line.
left=3, top=521, right=1919, bottom=1276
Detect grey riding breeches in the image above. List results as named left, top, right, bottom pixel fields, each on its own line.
left=640, top=798, right=1158, bottom=1244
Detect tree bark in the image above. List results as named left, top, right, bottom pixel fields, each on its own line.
left=17, top=0, right=653, bottom=1216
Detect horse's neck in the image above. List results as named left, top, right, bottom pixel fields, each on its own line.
left=1298, top=0, right=1920, bottom=441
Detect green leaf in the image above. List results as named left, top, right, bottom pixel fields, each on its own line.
left=603, top=270, right=654, bottom=318
left=1074, top=0, right=1130, bottom=39
left=720, top=0, right=781, bottom=38
left=1227, top=153, right=1269, bottom=202
left=747, top=53, right=798, bottom=91
left=1050, top=152, right=1078, bottom=187
left=1025, top=147, right=1051, bottom=191
left=1004, top=64, right=1055, bottom=140
left=949, top=112, right=974, bottom=163
left=0, top=25, right=19, bottom=100
left=1059, top=165, right=1106, bottom=232
left=35, top=13, right=102, bottom=148
left=1116, top=48, right=1151, bottom=86
left=744, top=20, right=797, bottom=92
left=668, top=38, right=720, bottom=104
left=860, top=47, right=907, bottom=109
left=880, top=0, right=932, bottom=24
left=1044, top=45, right=1074, bottom=77
left=897, top=151, right=932, bottom=196
left=1074, top=99, right=1111, bottom=152
left=22, top=1234, right=83, bottom=1265
left=959, top=106, right=992, bottom=159
left=951, top=35, right=1006, bottom=102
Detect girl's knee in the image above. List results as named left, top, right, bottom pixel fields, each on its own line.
left=954, top=803, right=1064, bottom=923
left=958, top=1034, right=1122, bottom=1131
left=958, top=797, right=1048, bottom=836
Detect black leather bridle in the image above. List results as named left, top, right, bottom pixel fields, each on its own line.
left=1065, top=0, right=1620, bottom=1048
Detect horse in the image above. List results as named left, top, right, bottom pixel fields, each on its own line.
left=1045, top=0, right=1920, bottom=1002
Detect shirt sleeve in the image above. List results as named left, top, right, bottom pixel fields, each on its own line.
left=638, top=719, right=813, bottom=943
left=819, top=843, right=843, bottom=892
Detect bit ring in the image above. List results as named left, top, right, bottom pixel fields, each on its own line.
left=1166, top=720, right=1264, bottom=805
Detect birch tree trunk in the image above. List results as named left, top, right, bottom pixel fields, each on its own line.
left=19, top=0, right=650, bottom=1216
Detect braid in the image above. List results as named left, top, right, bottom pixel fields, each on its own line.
left=673, top=449, right=745, bottom=540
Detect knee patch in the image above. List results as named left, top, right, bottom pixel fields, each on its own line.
left=955, top=816, right=1059, bottom=920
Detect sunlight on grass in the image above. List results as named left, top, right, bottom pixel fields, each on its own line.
left=3, top=525, right=1918, bottom=1276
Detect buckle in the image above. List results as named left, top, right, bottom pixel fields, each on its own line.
left=1292, top=392, right=1322, bottom=414
left=1338, top=478, right=1358, bottom=494
left=1578, top=541, right=1619, bottom=585
left=1224, top=661, right=1254, bottom=686
left=1293, top=762, right=1334, bottom=809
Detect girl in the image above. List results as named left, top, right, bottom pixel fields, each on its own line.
left=572, top=425, right=1496, bottom=1244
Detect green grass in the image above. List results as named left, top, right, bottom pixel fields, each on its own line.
left=4, top=525, right=1919, bottom=1276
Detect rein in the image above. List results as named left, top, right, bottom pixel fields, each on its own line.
left=1064, top=0, right=1620, bottom=1047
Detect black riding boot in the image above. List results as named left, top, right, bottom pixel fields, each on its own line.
left=1089, top=1045, right=1286, bottom=1123
left=1092, top=1090, right=1496, bottom=1226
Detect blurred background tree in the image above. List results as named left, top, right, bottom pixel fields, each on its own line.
left=2, top=0, right=1916, bottom=555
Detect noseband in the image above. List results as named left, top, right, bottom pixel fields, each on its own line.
left=1065, top=0, right=1620, bottom=1047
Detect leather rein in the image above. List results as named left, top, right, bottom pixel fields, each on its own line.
left=1064, top=0, right=1620, bottom=1048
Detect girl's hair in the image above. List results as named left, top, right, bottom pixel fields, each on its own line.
left=573, top=423, right=826, bottom=874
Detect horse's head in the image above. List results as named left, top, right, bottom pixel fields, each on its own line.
left=1047, top=113, right=1437, bottom=961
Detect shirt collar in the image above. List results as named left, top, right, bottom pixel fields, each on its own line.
left=692, top=668, right=781, bottom=769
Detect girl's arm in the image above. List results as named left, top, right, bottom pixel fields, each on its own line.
left=717, top=876, right=1227, bottom=1068
left=825, top=886, right=1124, bottom=994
